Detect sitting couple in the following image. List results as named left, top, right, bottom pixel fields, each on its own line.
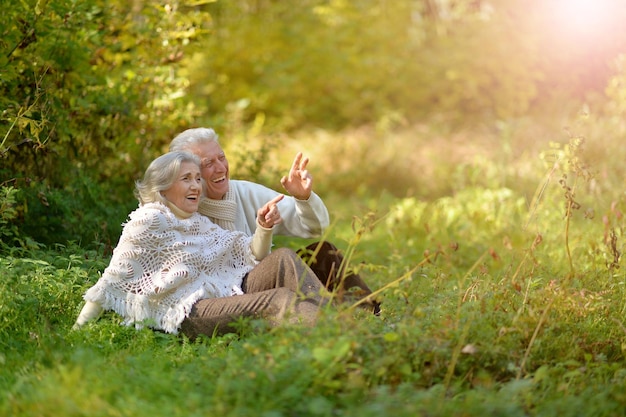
left=74, top=128, right=380, bottom=339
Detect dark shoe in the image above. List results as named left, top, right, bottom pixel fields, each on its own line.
left=338, top=284, right=381, bottom=316
left=298, top=241, right=381, bottom=315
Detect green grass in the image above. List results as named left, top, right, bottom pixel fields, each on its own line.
left=3, top=116, right=626, bottom=416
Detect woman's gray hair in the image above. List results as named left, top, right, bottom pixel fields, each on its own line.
left=134, top=151, right=201, bottom=205
left=169, top=127, right=220, bottom=152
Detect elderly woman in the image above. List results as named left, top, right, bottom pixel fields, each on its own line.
left=74, top=151, right=329, bottom=338
left=169, top=127, right=380, bottom=314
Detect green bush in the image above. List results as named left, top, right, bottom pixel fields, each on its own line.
left=1, top=0, right=209, bottom=247
left=0, top=176, right=134, bottom=250
left=0, top=186, right=22, bottom=249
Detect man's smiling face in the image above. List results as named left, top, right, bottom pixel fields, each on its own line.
left=188, top=141, right=230, bottom=200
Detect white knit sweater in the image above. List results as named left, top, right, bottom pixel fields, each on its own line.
left=198, top=180, right=330, bottom=236
left=81, top=202, right=262, bottom=334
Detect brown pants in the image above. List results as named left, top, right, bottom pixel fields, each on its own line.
left=180, top=248, right=328, bottom=339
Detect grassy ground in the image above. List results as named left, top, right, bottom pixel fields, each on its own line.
left=3, top=115, right=626, bottom=416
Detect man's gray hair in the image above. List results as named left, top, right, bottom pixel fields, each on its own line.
left=169, top=127, right=219, bottom=152
left=134, top=151, right=201, bottom=205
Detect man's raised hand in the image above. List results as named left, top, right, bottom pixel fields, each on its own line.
left=280, top=152, right=313, bottom=200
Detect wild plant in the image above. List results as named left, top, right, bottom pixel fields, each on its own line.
left=530, top=130, right=595, bottom=280
left=0, top=186, right=20, bottom=249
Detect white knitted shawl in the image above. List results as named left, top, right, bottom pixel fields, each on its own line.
left=84, top=202, right=258, bottom=334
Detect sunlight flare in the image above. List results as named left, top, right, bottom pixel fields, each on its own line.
left=549, top=0, right=618, bottom=41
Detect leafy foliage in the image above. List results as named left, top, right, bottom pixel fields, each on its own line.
left=0, top=0, right=210, bottom=245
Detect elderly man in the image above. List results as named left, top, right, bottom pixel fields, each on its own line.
left=169, top=127, right=379, bottom=314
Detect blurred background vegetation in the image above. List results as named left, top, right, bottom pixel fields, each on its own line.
left=2, top=0, right=626, bottom=249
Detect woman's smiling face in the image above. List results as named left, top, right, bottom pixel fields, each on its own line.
left=161, top=161, right=202, bottom=213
